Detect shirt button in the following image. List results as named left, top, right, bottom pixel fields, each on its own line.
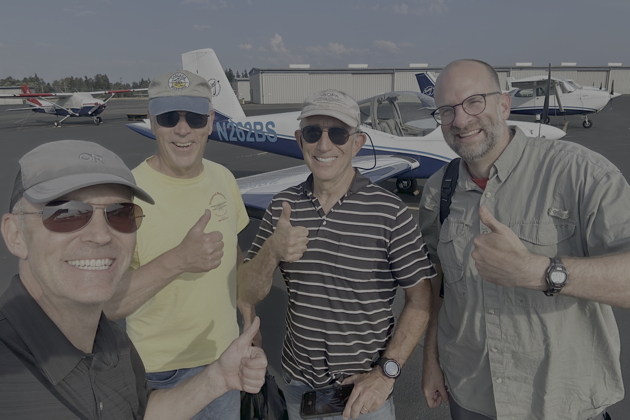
left=485, top=192, right=492, bottom=197
left=99, top=402, right=103, bottom=411
left=488, top=309, right=495, bottom=315
left=491, top=347, right=498, bottom=353
left=495, top=378, right=503, bottom=384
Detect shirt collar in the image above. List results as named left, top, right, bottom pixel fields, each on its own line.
left=0, top=275, right=119, bottom=385
left=301, top=169, right=370, bottom=198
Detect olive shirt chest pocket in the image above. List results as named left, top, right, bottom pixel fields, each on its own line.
left=437, top=219, right=471, bottom=297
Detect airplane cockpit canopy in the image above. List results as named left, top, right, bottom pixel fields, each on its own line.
left=358, top=91, right=437, bottom=137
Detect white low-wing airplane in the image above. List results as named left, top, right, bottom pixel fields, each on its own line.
left=0, top=84, right=148, bottom=127
left=127, top=48, right=565, bottom=211
left=417, top=71, right=620, bottom=128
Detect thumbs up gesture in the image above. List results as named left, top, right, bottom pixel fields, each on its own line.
left=174, top=209, right=224, bottom=273
left=270, top=202, right=309, bottom=263
left=472, top=206, right=547, bottom=289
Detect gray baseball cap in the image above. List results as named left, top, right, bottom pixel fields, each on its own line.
left=298, top=89, right=361, bottom=128
left=10, top=140, right=154, bottom=211
left=148, top=70, right=213, bottom=116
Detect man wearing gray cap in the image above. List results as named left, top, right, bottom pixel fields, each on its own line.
left=103, top=70, right=250, bottom=420
left=0, top=140, right=267, bottom=419
left=238, top=89, right=435, bottom=419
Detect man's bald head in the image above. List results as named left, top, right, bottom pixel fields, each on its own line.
left=435, top=59, right=501, bottom=103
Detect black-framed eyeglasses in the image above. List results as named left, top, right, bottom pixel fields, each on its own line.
left=432, top=92, right=501, bottom=126
left=15, top=200, right=144, bottom=234
left=156, top=111, right=209, bottom=129
left=300, top=125, right=358, bottom=146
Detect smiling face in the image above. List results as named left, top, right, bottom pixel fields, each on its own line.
left=295, top=115, right=366, bottom=190
left=3, top=184, right=137, bottom=309
left=434, top=61, right=511, bottom=165
left=150, top=110, right=215, bottom=178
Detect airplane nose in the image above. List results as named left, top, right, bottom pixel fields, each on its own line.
left=539, top=124, right=566, bottom=140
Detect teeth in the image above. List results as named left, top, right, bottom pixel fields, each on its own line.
left=315, top=156, right=336, bottom=163
left=459, top=129, right=481, bottom=138
left=174, top=142, right=192, bottom=147
left=67, top=259, right=113, bottom=271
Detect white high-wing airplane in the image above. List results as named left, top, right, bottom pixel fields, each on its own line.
left=0, top=84, right=148, bottom=127
left=127, top=49, right=565, bottom=211
left=417, top=71, right=620, bottom=128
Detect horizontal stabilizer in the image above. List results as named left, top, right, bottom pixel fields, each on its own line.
left=238, top=155, right=419, bottom=211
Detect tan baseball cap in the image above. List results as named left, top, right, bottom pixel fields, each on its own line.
left=298, top=89, right=361, bottom=128
left=148, top=70, right=212, bottom=116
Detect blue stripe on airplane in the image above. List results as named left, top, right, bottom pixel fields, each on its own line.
left=511, top=107, right=598, bottom=116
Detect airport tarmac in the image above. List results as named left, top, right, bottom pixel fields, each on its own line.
left=0, top=98, right=629, bottom=419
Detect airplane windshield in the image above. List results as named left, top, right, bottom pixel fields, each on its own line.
left=358, top=91, right=437, bottom=137
left=566, top=80, right=581, bottom=90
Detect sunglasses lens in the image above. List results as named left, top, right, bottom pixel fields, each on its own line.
left=185, top=113, right=209, bottom=129
left=302, top=126, right=322, bottom=143
left=156, top=111, right=180, bottom=128
left=41, top=201, right=93, bottom=233
left=106, top=203, right=143, bottom=233
left=328, top=127, right=350, bottom=145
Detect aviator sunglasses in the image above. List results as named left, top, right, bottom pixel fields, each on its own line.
left=300, top=125, right=358, bottom=146
left=15, top=200, right=144, bottom=234
left=156, top=111, right=209, bottom=129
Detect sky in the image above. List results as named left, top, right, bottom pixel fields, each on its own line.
left=1, top=0, right=629, bottom=84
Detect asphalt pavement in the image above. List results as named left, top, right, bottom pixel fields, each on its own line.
left=0, top=98, right=629, bottom=419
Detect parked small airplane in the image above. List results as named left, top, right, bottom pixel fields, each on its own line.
left=127, top=49, right=565, bottom=211
left=416, top=71, right=621, bottom=128
left=0, top=84, right=148, bottom=127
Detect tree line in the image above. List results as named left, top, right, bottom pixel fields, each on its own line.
left=0, top=68, right=249, bottom=96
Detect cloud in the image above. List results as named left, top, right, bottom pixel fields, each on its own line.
left=374, top=40, right=400, bottom=54
left=394, top=3, right=409, bottom=14
left=182, top=0, right=227, bottom=10
left=428, top=0, right=448, bottom=14
left=391, top=0, right=448, bottom=16
left=270, top=33, right=288, bottom=54
left=0, top=43, right=5, bottom=48
left=328, top=43, right=354, bottom=54
left=239, top=44, right=253, bottom=51
left=193, top=25, right=211, bottom=31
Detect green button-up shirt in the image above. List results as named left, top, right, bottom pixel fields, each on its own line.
left=419, top=127, right=629, bottom=420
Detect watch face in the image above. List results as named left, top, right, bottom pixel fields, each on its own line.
left=384, top=360, right=399, bottom=376
left=550, top=270, right=567, bottom=285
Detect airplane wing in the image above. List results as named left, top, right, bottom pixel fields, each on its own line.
left=85, top=88, right=149, bottom=95
left=0, top=88, right=147, bottom=98
left=237, top=155, right=419, bottom=212
left=510, top=77, right=560, bottom=90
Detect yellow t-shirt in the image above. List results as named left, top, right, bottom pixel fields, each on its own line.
left=127, top=159, right=248, bottom=373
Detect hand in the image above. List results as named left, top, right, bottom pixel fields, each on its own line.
left=269, top=202, right=309, bottom=262
left=422, top=356, right=448, bottom=408
left=472, top=206, right=547, bottom=290
left=238, top=300, right=262, bottom=347
left=216, top=317, right=268, bottom=394
left=173, top=210, right=224, bottom=273
left=341, top=369, right=394, bottom=420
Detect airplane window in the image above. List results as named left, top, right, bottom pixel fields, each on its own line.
left=359, top=91, right=436, bottom=138
left=536, top=86, right=556, bottom=97
left=515, top=89, right=533, bottom=98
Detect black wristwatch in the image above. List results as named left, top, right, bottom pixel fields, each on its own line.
left=376, top=357, right=401, bottom=379
left=544, top=257, right=568, bottom=296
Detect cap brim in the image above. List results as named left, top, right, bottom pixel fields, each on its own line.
left=23, top=173, right=155, bottom=205
left=149, top=96, right=211, bottom=116
left=298, top=109, right=359, bottom=128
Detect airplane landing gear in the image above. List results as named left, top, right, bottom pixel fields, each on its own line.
left=53, top=115, right=72, bottom=127
left=395, top=178, right=419, bottom=195
left=93, top=116, right=102, bottom=126
left=582, top=116, right=592, bottom=128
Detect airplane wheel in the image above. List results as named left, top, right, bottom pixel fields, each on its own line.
left=94, top=117, right=102, bottom=126
left=583, top=120, right=592, bottom=128
left=544, top=117, right=550, bottom=124
left=53, top=121, right=60, bottom=128
left=396, top=178, right=417, bottom=194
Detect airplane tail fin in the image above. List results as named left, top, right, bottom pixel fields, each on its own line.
left=20, top=84, right=43, bottom=107
left=181, top=48, right=246, bottom=120
left=416, top=72, right=437, bottom=98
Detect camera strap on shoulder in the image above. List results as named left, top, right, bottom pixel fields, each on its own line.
left=438, top=158, right=461, bottom=298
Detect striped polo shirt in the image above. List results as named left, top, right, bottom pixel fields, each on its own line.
left=246, top=171, right=435, bottom=387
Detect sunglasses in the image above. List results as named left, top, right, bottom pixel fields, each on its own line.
left=16, top=200, right=144, bottom=234
left=156, top=111, right=209, bottom=129
left=300, top=125, right=357, bottom=145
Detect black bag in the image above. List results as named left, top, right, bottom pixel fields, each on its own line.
left=241, top=372, right=288, bottom=420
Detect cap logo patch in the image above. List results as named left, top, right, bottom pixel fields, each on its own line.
left=79, top=153, right=104, bottom=163
left=168, top=72, right=190, bottom=91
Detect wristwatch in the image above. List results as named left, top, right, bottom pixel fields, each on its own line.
left=376, top=357, right=401, bottom=379
left=544, top=257, right=568, bottom=296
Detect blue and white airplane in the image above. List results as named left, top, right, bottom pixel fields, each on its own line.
left=416, top=71, right=620, bottom=128
left=1, top=84, right=148, bottom=127
left=127, top=49, right=565, bottom=211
